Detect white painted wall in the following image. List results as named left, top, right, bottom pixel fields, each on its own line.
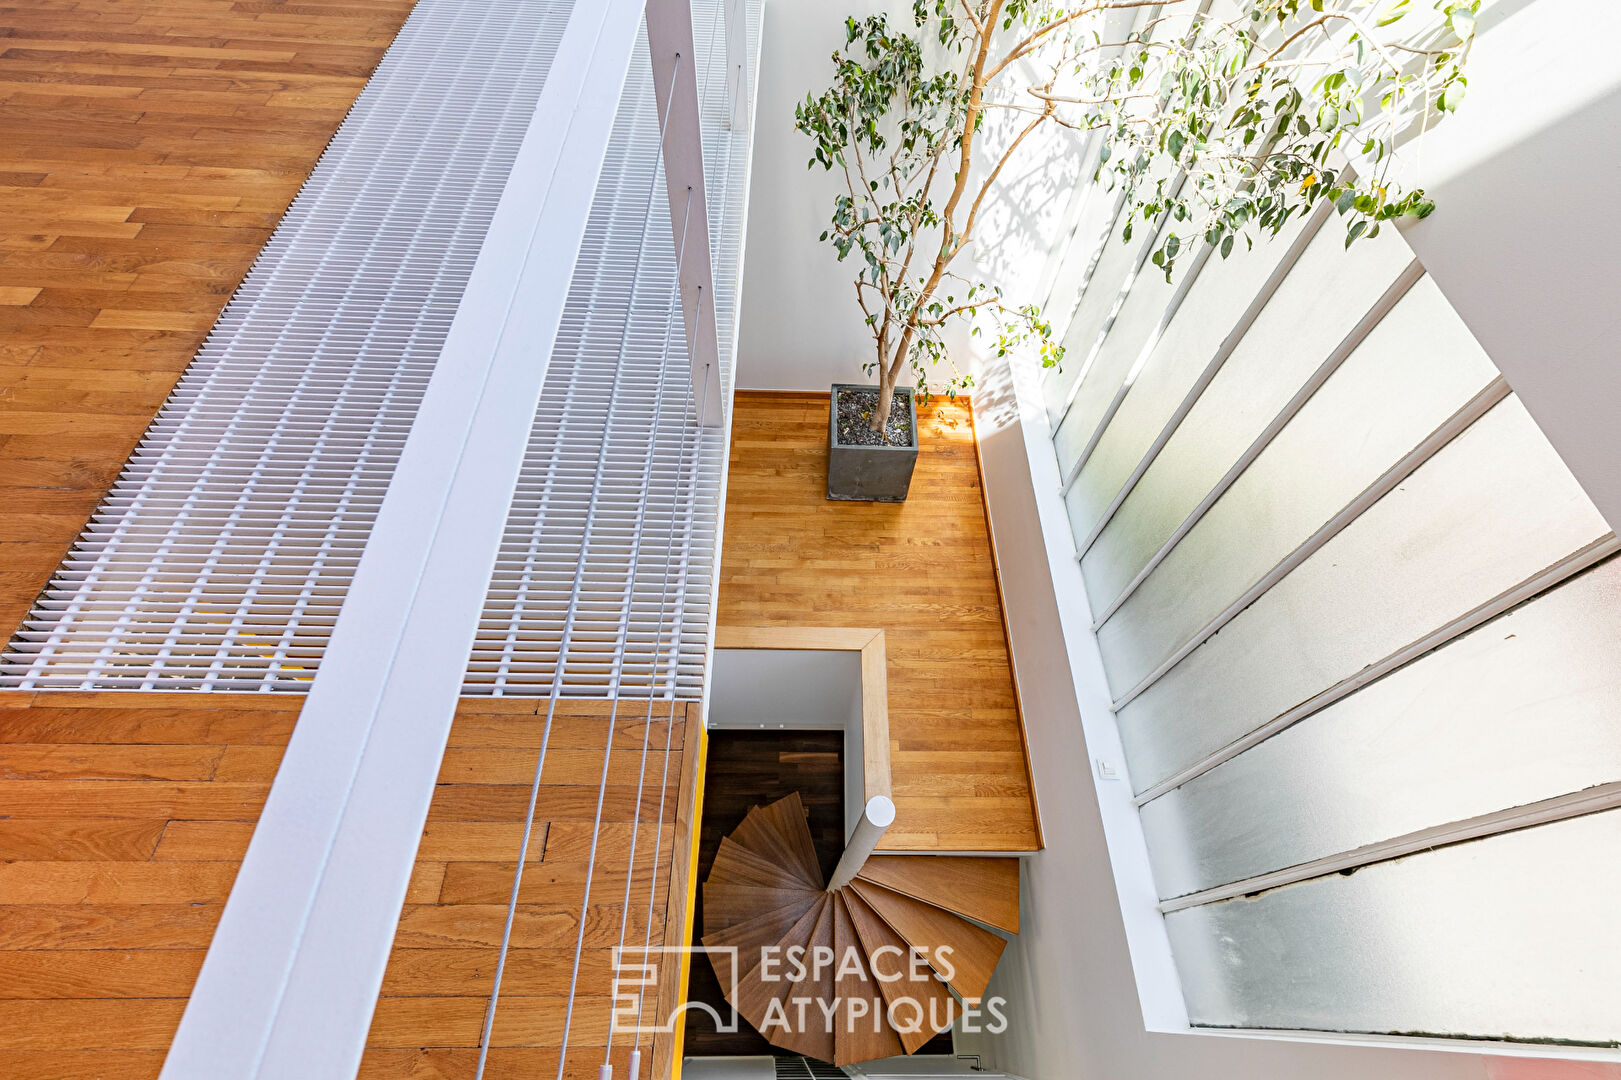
left=736, top=0, right=912, bottom=391
left=708, top=647, right=865, bottom=837
left=960, top=348, right=1492, bottom=1080
left=1396, top=0, right=1621, bottom=535
left=727, top=1, right=1621, bottom=1073
left=737, top=0, right=1078, bottom=393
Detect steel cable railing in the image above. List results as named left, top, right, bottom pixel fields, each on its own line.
left=473, top=45, right=686, bottom=1080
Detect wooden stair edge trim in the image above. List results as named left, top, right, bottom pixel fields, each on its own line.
left=857, top=630, right=891, bottom=804
left=855, top=855, right=1020, bottom=935
left=968, top=401, right=1046, bottom=851
left=709, top=625, right=890, bottom=804
left=653, top=703, right=704, bottom=1080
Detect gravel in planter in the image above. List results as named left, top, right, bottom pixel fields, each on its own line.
left=835, top=387, right=915, bottom=447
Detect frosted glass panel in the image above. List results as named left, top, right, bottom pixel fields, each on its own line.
left=1040, top=180, right=1121, bottom=356
left=1051, top=226, right=1186, bottom=478
left=1166, top=809, right=1621, bottom=1043
left=1095, top=277, right=1499, bottom=696
left=1116, top=396, right=1612, bottom=791
left=1063, top=211, right=1315, bottom=549
left=1142, top=558, right=1621, bottom=897
left=1080, top=226, right=1414, bottom=616
left=1040, top=200, right=1145, bottom=423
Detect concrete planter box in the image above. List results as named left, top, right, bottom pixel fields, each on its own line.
left=826, top=383, right=918, bottom=502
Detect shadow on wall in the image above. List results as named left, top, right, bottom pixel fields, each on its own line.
left=1487, top=1062, right=1621, bottom=1080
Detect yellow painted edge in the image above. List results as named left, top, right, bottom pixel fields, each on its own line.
left=668, top=721, right=707, bottom=1080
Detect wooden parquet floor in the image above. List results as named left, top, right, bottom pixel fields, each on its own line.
left=0, top=692, right=699, bottom=1080
left=361, top=698, right=698, bottom=1080
left=717, top=392, right=1041, bottom=852
left=0, top=0, right=418, bottom=646
left=0, top=690, right=299, bottom=1079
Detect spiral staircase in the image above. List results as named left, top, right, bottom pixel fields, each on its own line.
left=701, top=793, right=1020, bottom=1067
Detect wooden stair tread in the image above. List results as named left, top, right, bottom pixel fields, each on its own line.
left=833, top=891, right=904, bottom=1065
left=702, top=892, right=822, bottom=994
left=710, top=835, right=813, bottom=891
left=856, top=854, right=1020, bottom=934
left=729, top=793, right=821, bottom=889
left=700, top=790, right=1022, bottom=1066
left=840, top=885, right=955, bottom=1054
left=768, top=892, right=836, bottom=1063
left=731, top=894, right=828, bottom=1032
left=754, top=792, right=825, bottom=890
left=703, top=881, right=820, bottom=932
left=847, top=878, right=1007, bottom=1003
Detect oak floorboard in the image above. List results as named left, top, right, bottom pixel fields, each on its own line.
left=365, top=701, right=695, bottom=1079
left=0, top=1, right=416, bottom=1072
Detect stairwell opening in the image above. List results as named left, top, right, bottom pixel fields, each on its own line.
left=689, top=643, right=958, bottom=1066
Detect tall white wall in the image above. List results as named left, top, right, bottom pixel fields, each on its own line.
left=735, top=0, right=912, bottom=391
left=729, top=0, right=1621, bottom=1074
left=948, top=0, right=1621, bottom=1075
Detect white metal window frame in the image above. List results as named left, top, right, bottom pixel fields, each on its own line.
left=996, top=342, right=1621, bottom=1064
left=990, top=2, right=1621, bottom=1055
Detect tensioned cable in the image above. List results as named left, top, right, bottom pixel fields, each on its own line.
left=602, top=187, right=694, bottom=1080
left=473, top=47, right=685, bottom=1080
left=620, top=13, right=740, bottom=1058
left=626, top=354, right=711, bottom=1074
left=568, top=295, right=709, bottom=1080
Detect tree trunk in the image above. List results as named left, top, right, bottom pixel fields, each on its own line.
left=870, top=374, right=897, bottom=440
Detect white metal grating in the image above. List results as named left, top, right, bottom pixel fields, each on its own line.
left=466, top=0, right=760, bottom=697
left=1, top=0, right=760, bottom=696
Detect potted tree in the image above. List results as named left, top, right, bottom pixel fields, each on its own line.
left=798, top=0, right=1476, bottom=502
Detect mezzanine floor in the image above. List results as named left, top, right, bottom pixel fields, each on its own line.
left=718, top=391, right=1042, bottom=853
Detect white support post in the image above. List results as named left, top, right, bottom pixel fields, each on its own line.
left=646, top=0, right=725, bottom=426
left=827, top=795, right=897, bottom=891
left=158, top=2, right=646, bottom=1076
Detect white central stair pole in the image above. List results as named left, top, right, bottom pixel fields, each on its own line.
left=827, top=795, right=897, bottom=890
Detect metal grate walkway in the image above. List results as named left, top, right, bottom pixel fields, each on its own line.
left=1, top=0, right=757, bottom=697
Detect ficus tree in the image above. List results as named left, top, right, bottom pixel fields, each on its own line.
left=796, top=0, right=1478, bottom=434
